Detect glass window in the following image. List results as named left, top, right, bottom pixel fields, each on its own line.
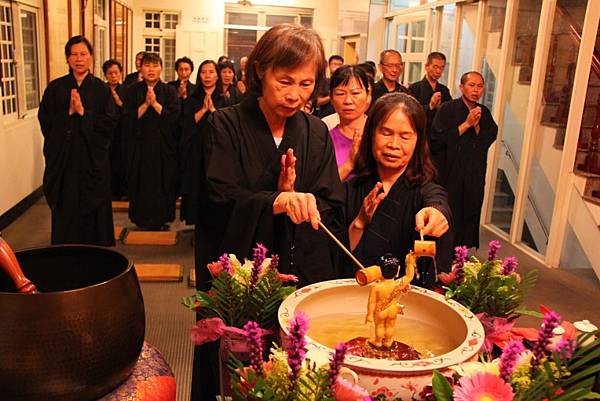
left=300, top=15, right=312, bottom=28
left=163, top=13, right=178, bottom=30
left=226, top=28, right=257, bottom=65
left=227, top=12, right=257, bottom=26
left=408, top=62, right=422, bottom=83
left=479, top=0, right=506, bottom=111
left=437, top=4, right=455, bottom=87
left=163, top=38, right=175, bottom=82
left=145, top=12, right=160, bottom=29
left=389, top=0, right=420, bottom=12
left=95, top=0, right=106, bottom=20
left=454, top=3, right=477, bottom=94
left=489, top=1, right=542, bottom=237
left=265, top=15, right=295, bottom=27
left=519, top=0, right=589, bottom=255
left=396, top=22, right=408, bottom=53
left=144, top=37, right=160, bottom=53
left=0, top=3, right=16, bottom=116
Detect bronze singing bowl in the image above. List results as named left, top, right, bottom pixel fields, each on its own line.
left=0, top=245, right=145, bottom=401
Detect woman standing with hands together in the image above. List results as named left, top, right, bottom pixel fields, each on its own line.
left=38, top=35, right=116, bottom=246
left=123, top=52, right=180, bottom=230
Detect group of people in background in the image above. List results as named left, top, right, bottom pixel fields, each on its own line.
left=37, top=24, right=498, bottom=401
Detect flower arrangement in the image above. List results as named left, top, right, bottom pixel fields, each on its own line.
left=431, top=310, right=600, bottom=401
left=182, top=243, right=297, bottom=336
left=228, top=312, right=371, bottom=401
left=437, top=240, right=538, bottom=320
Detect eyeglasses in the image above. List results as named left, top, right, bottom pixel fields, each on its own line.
left=381, top=63, right=402, bottom=70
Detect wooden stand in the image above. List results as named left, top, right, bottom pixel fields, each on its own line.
left=135, top=264, right=183, bottom=282
left=124, top=231, right=178, bottom=245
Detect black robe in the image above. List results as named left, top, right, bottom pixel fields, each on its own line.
left=108, top=84, right=128, bottom=199
left=179, top=87, right=223, bottom=225
left=430, top=98, right=498, bottom=248
left=38, top=73, right=116, bottom=246
left=344, top=174, right=453, bottom=288
left=123, top=81, right=180, bottom=229
left=123, top=71, right=140, bottom=87
left=371, top=80, right=410, bottom=104
left=196, top=95, right=345, bottom=289
left=215, top=83, right=243, bottom=108
left=409, top=76, right=452, bottom=139
left=167, top=79, right=197, bottom=197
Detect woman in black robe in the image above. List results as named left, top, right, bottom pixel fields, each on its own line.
left=38, top=36, right=115, bottom=246
left=215, top=60, right=243, bottom=108
left=344, top=93, right=453, bottom=288
left=191, top=23, right=345, bottom=401
left=123, top=53, right=180, bottom=230
left=430, top=71, right=498, bottom=248
left=179, top=60, right=221, bottom=225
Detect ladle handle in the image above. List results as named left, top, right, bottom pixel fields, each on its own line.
left=318, top=221, right=366, bottom=271
left=0, top=237, right=39, bottom=294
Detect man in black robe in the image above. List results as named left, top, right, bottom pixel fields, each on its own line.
left=372, top=49, right=410, bottom=103
left=38, top=53, right=116, bottom=246
left=123, top=53, right=180, bottom=229
left=430, top=71, right=498, bottom=249
left=103, top=59, right=128, bottom=200
left=409, top=52, right=452, bottom=138
left=313, top=54, right=343, bottom=118
left=123, top=51, right=145, bottom=86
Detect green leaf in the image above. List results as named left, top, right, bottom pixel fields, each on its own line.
left=432, top=370, right=453, bottom=401
left=576, top=391, right=600, bottom=399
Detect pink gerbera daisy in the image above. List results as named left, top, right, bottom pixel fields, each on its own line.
left=454, top=372, right=514, bottom=401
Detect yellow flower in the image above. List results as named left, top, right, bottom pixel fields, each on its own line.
left=451, top=359, right=500, bottom=378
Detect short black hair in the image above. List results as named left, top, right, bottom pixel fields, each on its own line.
left=357, top=62, right=376, bottom=78
left=141, top=52, right=162, bottom=67
left=330, top=64, right=371, bottom=94
left=427, top=52, right=446, bottom=64
left=380, top=254, right=400, bottom=279
left=328, top=54, right=344, bottom=64
left=102, top=59, right=122, bottom=75
left=217, top=55, right=229, bottom=64
left=217, top=60, right=235, bottom=75
left=65, top=35, right=93, bottom=58
left=460, top=71, right=485, bottom=85
left=175, top=57, right=194, bottom=72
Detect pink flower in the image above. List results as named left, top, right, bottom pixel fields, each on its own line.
left=488, top=240, right=501, bottom=261
left=287, top=312, right=309, bottom=385
left=454, top=372, right=514, bottom=401
left=275, top=272, right=299, bottom=282
left=334, top=378, right=371, bottom=401
left=477, top=313, right=516, bottom=353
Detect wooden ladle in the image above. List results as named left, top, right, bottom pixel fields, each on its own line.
left=0, top=236, right=39, bottom=294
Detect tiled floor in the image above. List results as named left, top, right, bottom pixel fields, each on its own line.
left=2, top=198, right=599, bottom=401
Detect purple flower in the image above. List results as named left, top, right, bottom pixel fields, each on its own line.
left=287, top=312, right=309, bottom=385
left=243, top=321, right=264, bottom=376
left=499, top=340, right=525, bottom=381
left=453, top=246, right=469, bottom=283
left=532, top=311, right=562, bottom=367
left=250, top=243, right=267, bottom=288
left=270, top=254, right=280, bottom=270
left=488, top=240, right=501, bottom=261
left=328, top=342, right=348, bottom=390
left=502, top=256, right=518, bottom=275
left=218, top=253, right=231, bottom=275
left=554, top=339, right=576, bottom=359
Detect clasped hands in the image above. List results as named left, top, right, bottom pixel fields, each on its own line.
left=466, top=106, right=482, bottom=134
left=273, top=148, right=321, bottom=230
left=68, top=89, right=84, bottom=116
left=352, top=182, right=449, bottom=237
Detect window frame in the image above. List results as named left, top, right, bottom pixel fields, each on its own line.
left=142, top=9, right=179, bottom=81
left=0, top=0, right=45, bottom=121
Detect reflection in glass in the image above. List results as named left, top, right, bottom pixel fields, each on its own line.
left=21, top=10, right=39, bottom=110
left=396, top=23, right=408, bottom=53
left=455, top=3, right=477, bottom=94
left=408, top=62, right=422, bottom=83
left=519, top=0, right=588, bottom=255
left=489, top=0, right=542, bottom=238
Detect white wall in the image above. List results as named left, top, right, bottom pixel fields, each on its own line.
left=131, top=0, right=342, bottom=82
left=0, top=117, right=44, bottom=215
